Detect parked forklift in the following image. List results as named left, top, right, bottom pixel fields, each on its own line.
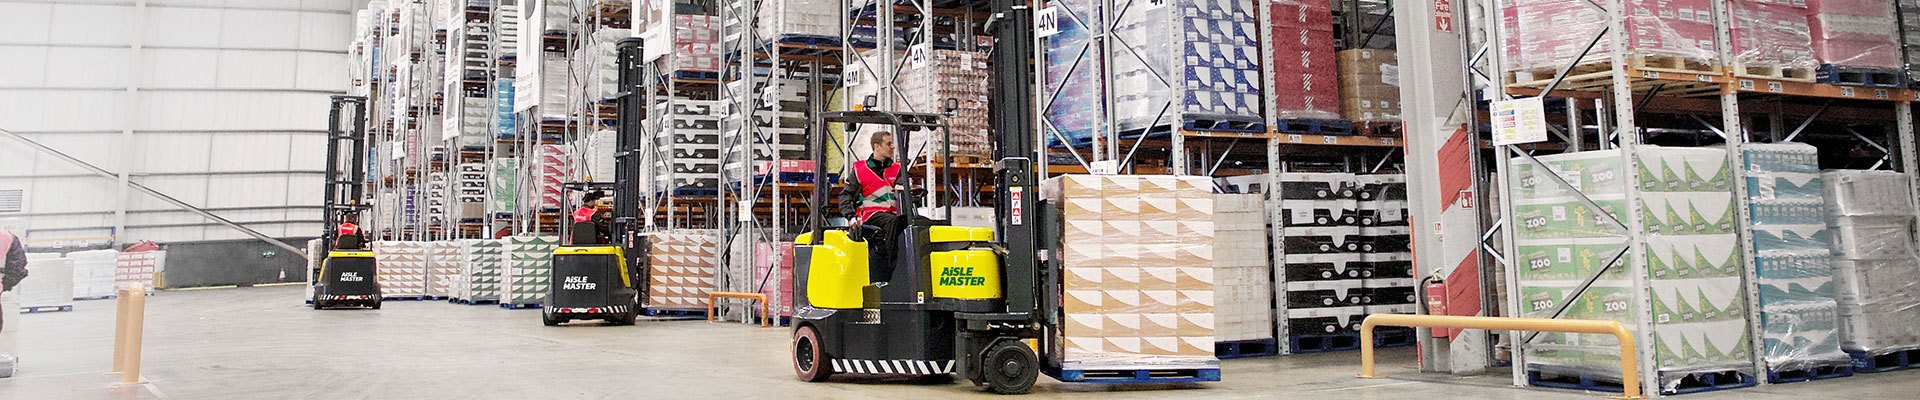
left=312, top=95, right=381, bottom=310
left=543, top=184, right=640, bottom=326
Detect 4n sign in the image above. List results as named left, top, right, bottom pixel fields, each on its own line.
left=1433, top=0, right=1455, bottom=32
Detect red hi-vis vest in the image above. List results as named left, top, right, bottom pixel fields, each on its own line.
left=337, top=222, right=358, bottom=236
left=573, top=206, right=597, bottom=223
left=854, top=159, right=902, bottom=221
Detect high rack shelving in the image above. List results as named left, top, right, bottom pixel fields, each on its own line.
left=1467, top=0, right=1920, bottom=395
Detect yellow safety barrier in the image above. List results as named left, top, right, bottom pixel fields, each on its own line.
left=112, top=284, right=148, bottom=385
left=706, top=292, right=773, bottom=328
left=1358, top=314, right=1642, bottom=400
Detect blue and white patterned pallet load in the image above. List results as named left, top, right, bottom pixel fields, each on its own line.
left=1741, top=143, right=1851, bottom=382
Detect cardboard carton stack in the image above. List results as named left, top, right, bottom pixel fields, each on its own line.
left=753, top=0, right=839, bottom=40
left=645, top=230, right=720, bottom=310
left=1047, top=175, right=1220, bottom=370
left=1506, top=147, right=1754, bottom=389
left=1742, top=143, right=1848, bottom=372
left=1040, top=0, right=1108, bottom=146
left=456, top=163, right=487, bottom=222
left=724, top=66, right=815, bottom=179
left=488, top=158, right=520, bottom=216
left=1266, top=0, right=1340, bottom=120
left=897, top=49, right=992, bottom=157
left=1502, top=0, right=1717, bottom=80
left=18, top=254, right=73, bottom=311
left=425, top=241, right=462, bottom=299
left=1807, top=0, right=1901, bottom=68
left=1820, top=170, right=1920, bottom=356
left=1356, top=174, right=1416, bottom=331
left=1337, top=49, right=1400, bottom=123
left=68, top=250, right=118, bottom=300
left=1270, top=172, right=1414, bottom=352
left=1214, top=194, right=1273, bottom=344
left=455, top=238, right=505, bottom=303
left=535, top=144, right=572, bottom=210
left=650, top=99, right=725, bottom=193
left=370, top=241, right=429, bottom=298
left=502, top=236, right=558, bottom=307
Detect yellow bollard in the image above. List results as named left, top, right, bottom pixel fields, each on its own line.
left=112, top=288, right=129, bottom=373
left=120, top=284, right=147, bottom=385
left=1357, top=314, right=1642, bottom=400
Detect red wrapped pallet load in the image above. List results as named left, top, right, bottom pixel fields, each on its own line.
left=1265, top=0, right=1339, bottom=121
left=1727, top=1, right=1815, bottom=75
left=1502, top=0, right=1717, bottom=82
left=1806, top=0, right=1900, bottom=69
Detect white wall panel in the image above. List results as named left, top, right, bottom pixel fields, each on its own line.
left=299, top=12, right=351, bottom=51
left=301, top=0, right=354, bottom=12
left=150, top=0, right=228, bottom=9
left=0, top=136, right=36, bottom=173
left=205, top=175, right=292, bottom=208
left=48, top=4, right=134, bottom=47
left=128, top=226, right=203, bottom=242
left=208, top=134, right=294, bottom=171
left=286, top=134, right=327, bottom=170
left=136, top=132, right=213, bottom=174
left=0, top=46, right=51, bottom=87
left=294, top=52, right=348, bottom=91
left=44, top=47, right=132, bottom=88
left=24, top=177, right=117, bottom=214
left=30, top=133, right=125, bottom=176
left=219, top=10, right=302, bottom=49
left=0, top=4, right=54, bottom=45
left=215, top=50, right=297, bottom=89
left=143, top=48, right=221, bottom=89
left=141, top=91, right=330, bottom=131
left=0, top=90, right=50, bottom=131
left=132, top=175, right=210, bottom=210
left=146, top=6, right=225, bottom=48
left=37, top=90, right=130, bottom=132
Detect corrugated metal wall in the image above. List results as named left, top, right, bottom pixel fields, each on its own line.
left=0, top=0, right=353, bottom=245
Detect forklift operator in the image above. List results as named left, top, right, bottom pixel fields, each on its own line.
left=335, top=215, right=365, bottom=250
left=839, top=131, right=905, bottom=282
left=570, top=191, right=614, bottom=245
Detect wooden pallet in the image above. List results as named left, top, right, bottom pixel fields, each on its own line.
left=1509, top=52, right=1720, bottom=89
left=1733, top=61, right=1816, bottom=82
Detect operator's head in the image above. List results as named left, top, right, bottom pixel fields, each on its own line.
left=871, top=131, right=895, bottom=161
left=582, top=191, right=606, bottom=206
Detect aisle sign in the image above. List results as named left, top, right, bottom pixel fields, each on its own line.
left=1491, top=97, right=1547, bottom=145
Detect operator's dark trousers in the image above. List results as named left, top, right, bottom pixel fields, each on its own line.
left=865, top=212, right=905, bottom=283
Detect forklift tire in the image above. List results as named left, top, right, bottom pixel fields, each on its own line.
left=982, top=341, right=1038, bottom=395
left=610, top=309, right=638, bottom=326
left=543, top=311, right=563, bottom=326
left=370, top=301, right=381, bottom=310
left=794, top=325, right=833, bottom=382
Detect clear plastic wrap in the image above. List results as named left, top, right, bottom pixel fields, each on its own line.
left=1741, top=143, right=1848, bottom=372
left=17, top=254, right=73, bottom=310
left=755, top=0, right=839, bottom=39
left=67, top=250, right=119, bottom=300
left=488, top=157, right=519, bottom=215
left=1267, top=0, right=1340, bottom=120
left=1501, top=0, right=1718, bottom=80
left=1045, top=175, right=1220, bottom=370
left=1110, top=0, right=1264, bottom=132
left=1043, top=0, right=1107, bottom=147
left=502, top=236, right=559, bottom=306
left=114, top=249, right=163, bottom=291
left=455, top=238, right=505, bottom=303
left=894, top=49, right=993, bottom=157
left=456, top=163, right=488, bottom=221
left=370, top=241, right=430, bottom=298
left=1807, top=0, right=1902, bottom=68
left=425, top=241, right=462, bottom=299
left=643, top=230, right=719, bottom=310
left=1728, top=1, right=1816, bottom=72
left=535, top=144, right=573, bottom=210
left=1820, top=170, right=1920, bottom=355
left=1215, top=194, right=1273, bottom=342
left=1337, top=49, right=1400, bottom=122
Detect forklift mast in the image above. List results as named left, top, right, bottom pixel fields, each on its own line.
left=614, top=37, right=646, bottom=260
left=986, top=0, right=1041, bottom=317
left=322, top=95, right=369, bottom=252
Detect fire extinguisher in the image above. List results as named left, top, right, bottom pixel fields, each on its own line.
left=1421, top=276, right=1452, bottom=338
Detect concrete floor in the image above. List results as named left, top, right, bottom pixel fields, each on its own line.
left=2, top=286, right=1917, bottom=399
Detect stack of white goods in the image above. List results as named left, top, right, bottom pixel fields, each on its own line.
left=1742, top=143, right=1848, bottom=372
left=584, top=130, right=617, bottom=183
left=498, top=3, right=520, bottom=57
left=1507, top=147, right=1753, bottom=390
left=114, top=250, right=163, bottom=292
left=1820, top=169, right=1920, bottom=358
left=650, top=99, right=725, bottom=193
left=535, top=144, right=572, bottom=210
left=722, top=69, right=811, bottom=181
left=371, top=241, right=429, bottom=298
left=456, top=238, right=505, bottom=303
left=67, top=250, right=119, bottom=300
left=643, top=230, right=719, bottom=310
left=754, top=0, right=839, bottom=40
left=457, top=163, right=488, bottom=222
left=1355, top=174, right=1415, bottom=340
left=502, top=236, right=559, bottom=307
left=18, top=254, right=73, bottom=311
left=1045, top=175, right=1220, bottom=371
left=424, top=241, right=461, bottom=299
left=305, top=239, right=323, bottom=301
left=569, top=28, right=630, bottom=104
left=537, top=52, right=570, bottom=118
left=489, top=158, right=519, bottom=217
left=427, top=172, right=450, bottom=227
left=1270, top=172, right=1369, bottom=353
left=441, top=21, right=493, bottom=149
left=1212, top=193, right=1273, bottom=344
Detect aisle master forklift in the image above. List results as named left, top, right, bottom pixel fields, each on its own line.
left=312, top=95, right=382, bottom=310
left=787, top=0, right=1067, bottom=393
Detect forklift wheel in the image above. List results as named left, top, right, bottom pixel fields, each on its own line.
left=610, top=310, right=637, bottom=326
left=543, top=311, right=563, bottom=326
left=794, top=325, right=833, bottom=382
left=370, top=301, right=381, bottom=310
left=982, top=341, right=1038, bottom=394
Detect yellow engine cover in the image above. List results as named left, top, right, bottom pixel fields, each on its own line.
left=794, top=230, right=869, bottom=309
left=931, top=249, right=1001, bottom=300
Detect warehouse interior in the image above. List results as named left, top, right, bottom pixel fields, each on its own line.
left=3, top=0, right=1920, bottom=398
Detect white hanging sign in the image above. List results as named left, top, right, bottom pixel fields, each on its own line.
left=1491, top=97, right=1548, bottom=146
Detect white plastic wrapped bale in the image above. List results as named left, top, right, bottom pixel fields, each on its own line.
left=1740, top=143, right=1848, bottom=373
left=502, top=236, right=558, bottom=306
left=114, top=250, right=163, bottom=292
left=754, top=0, right=839, bottom=40
left=489, top=158, right=520, bottom=216
left=1045, top=175, right=1220, bottom=371
left=371, top=241, right=429, bottom=298
left=1213, top=194, right=1273, bottom=345
left=643, top=230, right=718, bottom=310
left=1819, top=170, right=1920, bottom=359
left=67, top=250, right=119, bottom=300
left=583, top=130, right=618, bottom=183
left=456, top=239, right=505, bottom=303
left=305, top=239, right=323, bottom=302
left=425, top=241, right=461, bottom=298
left=17, top=254, right=73, bottom=311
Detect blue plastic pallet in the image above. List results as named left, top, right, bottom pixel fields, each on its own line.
left=1047, top=367, right=1221, bottom=383
left=1660, top=370, right=1757, bottom=395
left=1849, top=347, right=1920, bottom=373
left=1276, top=118, right=1356, bottom=135
left=1287, top=334, right=1361, bottom=354
left=1374, top=328, right=1417, bottom=348
left=768, top=34, right=840, bottom=47
left=1214, top=339, right=1279, bottom=359
left=1182, top=116, right=1267, bottom=133
left=383, top=296, right=426, bottom=301
left=1766, top=362, right=1853, bottom=383
left=21, top=305, right=73, bottom=314
left=74, top=295, right=116, bottom=301
left=500, top=303, right=541, bottom=310
left=451, top=298, right=499, bottom=305
left=643, top=308, right=707, bottom=318
left=1525, top=365, right=1625, bottom=393
left=1815, top=65, right=1907, bottom=88
left=666, top=70, right=719, bottom=81
left=423, top=296, right=449, bottom=301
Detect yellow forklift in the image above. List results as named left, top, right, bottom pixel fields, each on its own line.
left=543, top=184, right=640, bottom=326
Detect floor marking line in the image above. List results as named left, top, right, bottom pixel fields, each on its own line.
left=1317, top=380, right=1422, bottom=392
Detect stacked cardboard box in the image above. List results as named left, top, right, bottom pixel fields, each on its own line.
left=1820, top=170, right=1920, bottom=355
left=724, top=67, right=812, bottom=181
left=441, top=22, right=494, bottom=148
left=1507, top=147, right=1754, bottom=389
left=1214, top=194, right=1274, bottom=343
left=897, top=49, right=992, bottom=157
left=535, top=144, right=572, bottom=210
left=502, top=236, right=559, bottom=307
left=1728, top=1, right=1816, bottom=72
left=425, top=241, right=461, bottom=299
left=1040, top=0, right=1108, bottom=146
left=427, top=172, right=449, bottom=227
left=1807, top=0, right=1901, bottom=68
left=1267, top=0, right=1340, bottom=120
left=1111, top=0, right=1265, bottom=132
left=1337, top=49, right=1399, bottom=122
left=1901, top=0, right=1920, bottom=79
left=651, top=99, right=725, bottom=193
left=1502, top=0, right=1717, bottom=79
left=305, top=239, right=323, bottom=301
left=584, top=129, right=618, bottom=183
left=753, top=0, right=839, bottom=40
left=114, top=250, right=163, bottom=291
left=456, top=238, right=505, bottom=303
left=644, top=230, right=719, bottom=310
left=1742, top=143, right=1847, bottom=371
left=1046, top=175, right=1219, bottom=370
left=488, top=158, right=520, bottom=216
left=18, top=254, right=73, bottom=311
left=1270, top=172, right=1413, bottom=352
left=457, top=163, right=488, bottom=222
left=668, top=15, right=721, bottom=72
left=1356, top=174, right=1416, bottom=333
left=67, top=250, right=118, bottom=300
left=371, top=241, right=429, bottom=298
